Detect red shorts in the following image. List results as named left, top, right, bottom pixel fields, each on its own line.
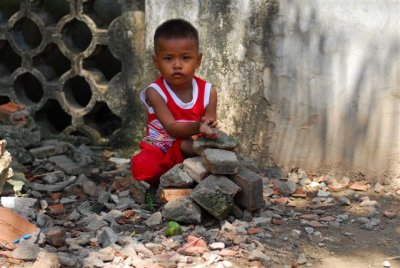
left=131, top=140, right=184, bottom=186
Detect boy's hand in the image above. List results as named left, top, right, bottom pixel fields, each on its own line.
left=199, top=117, right=218, bottom=139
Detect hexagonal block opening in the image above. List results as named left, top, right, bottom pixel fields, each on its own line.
left=34, top=99, right=71, bottom=133
left=12, top=17, right=43, bottom=51
left=83, top=101, right=121, bottom=137
left=34, top=43, right=70, bottom=80
left=83, top=0, right=122, bottom=29
left=0, top=40, right=22, bottom=78
left=30, top=0, right=69, bottom=23
left=62, top=19, right=93, bottom=53
left=0, top=95, right=11, bottom=105
left=0, top=0, right=20, bottom=25
left=83, top=45, right=121, bottom=81
left=63, top=76, right=92, bottom=108
left=13, top=72, right=44, bottom=105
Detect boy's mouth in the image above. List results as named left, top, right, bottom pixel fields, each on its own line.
left=172, top=72, right=183, bottom=77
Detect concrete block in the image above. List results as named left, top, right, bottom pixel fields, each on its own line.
left=193, top=130, right=238, bottom=155
left=160, top=164, right=193, bottom=188
left=162, top=196, right=202, bottom=224
left=202, top=148, right=238, bottom=174
left=183, top=157, right=209, bottom=183
left=230, top=166, right=265, bottom=211
left=190, top=175, right=240, bottom=220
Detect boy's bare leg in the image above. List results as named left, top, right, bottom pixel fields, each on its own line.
left=180, top=138, right=196, bottom=158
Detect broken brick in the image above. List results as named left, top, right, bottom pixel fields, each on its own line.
left=160, top=188, right=193, bottom=204
left=350, top=181, right=369, bottom=191
left=48, top=204, right=65, bottom=215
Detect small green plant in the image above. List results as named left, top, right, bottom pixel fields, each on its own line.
left=130, top=230, right=136, bottom=237
left=145, top=192, right=154, bottom=210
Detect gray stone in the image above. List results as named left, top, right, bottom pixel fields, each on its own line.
left=129, top=179, right=150, bottom=204
left=82, top=180, right=97, bottom=196
left=202, top=148, right=239, bottom=174
left=160, top=163, right=193, bottom=188
left=99, top=227, right=118, bottom=248
left=193, top=130, right=238, bottom=155
left=145, top=211, right=163, bottom=226
left=1, top=196, right=38, bottom=220
left=338, top=196, right=351, bottom=206
left=12, top=244, right=40, bottom=261
left=191, top=175, right=240, bottom=220
left=248, top=249, right=271, bottom=262
left=183, top=157, right=209, bottom=183
left=162, top=196, right=203, bottom=224
left=230, top=165, right=264, bottom=211
left=29, top=143, right=69, bottom=158
left=30, top=251, right=60, bottom=268
left=48, top=155, right=84, bottom=175
left=29, top=176, right=78, bottom=192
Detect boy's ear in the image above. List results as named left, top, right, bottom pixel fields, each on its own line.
left=152, top=55, right=160, bottom=71
left=196, top=52, right=203, bottom=68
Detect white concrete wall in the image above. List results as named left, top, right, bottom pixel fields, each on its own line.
left=144, top=0, right=400, bottom=179
left=266, top=0, right=400, bottom=178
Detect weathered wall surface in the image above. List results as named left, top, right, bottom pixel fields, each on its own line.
left=145, top=0, right=400, bottom=179
left=1, top=0, right=399, bottom=180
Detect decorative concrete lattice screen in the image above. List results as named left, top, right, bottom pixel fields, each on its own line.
left=0, top=0, right=142, bottom=146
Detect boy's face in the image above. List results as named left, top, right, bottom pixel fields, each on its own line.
left=153, top=37, right=202, bottom=90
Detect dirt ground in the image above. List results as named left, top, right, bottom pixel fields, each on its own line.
left=257, top=192, right=400, bottom=268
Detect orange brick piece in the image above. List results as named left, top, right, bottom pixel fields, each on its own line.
left=160, top=188, right=193, bottom=203
left=48, top=204, right=65, bottom=215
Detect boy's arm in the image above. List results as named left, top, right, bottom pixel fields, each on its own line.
left=203, top=86, right=218, bottom=128
left=146, top=88, right=201, bottom=139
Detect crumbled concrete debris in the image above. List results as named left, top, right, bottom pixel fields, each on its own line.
left=0, top=132, right=399, bottom=268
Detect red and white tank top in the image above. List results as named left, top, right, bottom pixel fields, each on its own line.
left=140, top=76, right=212, bottom=152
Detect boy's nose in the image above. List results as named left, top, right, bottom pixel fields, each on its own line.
left=173, top=59, right=182, bottom=68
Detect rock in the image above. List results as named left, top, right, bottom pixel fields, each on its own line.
left=374, top=183, right=385, bottom=193
left=338, top=196, right=351, bottom=206
left=160, top=164, right=193, bottom=188
left=12, top=244, right=40, bottom=261
left=30, top=251, right=60, bottom=268
left=383, top=211, right=396, bottom=218
left=145, top=211, right=163, bottom=226
left=248, top=249, right=271, bottom=262
left=202, top=149, right=239, bottom=174
left=1, top=196, right=38, bottom=220
left=48, top=155, right=84, bottom=175
left=46, top=227, right=66, bottom=247
left=128, top=178, right=150, bottom=204
left=209, top=242, right=225, bottom=250
left=183, top=157, right=209, bottom=183
left=190, top=175, right=240, bottom=220
left=297, top=253, right=307, bottom=265
left=192, top=130, right=238, bottom=155
left=291, top=229, right=301, bottom=239
left=310, top=231, right=324, bottom=243
left=99, top=227, right=118, bottom=248
left=162, top=196, right=202, bottom=224
left=230, top=165, right=264, bottom=211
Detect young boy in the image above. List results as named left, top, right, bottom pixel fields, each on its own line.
left=131, top=19, right=218, bottom=186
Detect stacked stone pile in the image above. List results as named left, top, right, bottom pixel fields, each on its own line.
left=0, top=140, right=14, bottom=194
left=159, top=130, right=265, bottom=224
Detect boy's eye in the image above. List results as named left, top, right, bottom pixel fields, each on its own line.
left=182, top=55, right=191, bottom=60
left=163, top=56, right=172, bottom=61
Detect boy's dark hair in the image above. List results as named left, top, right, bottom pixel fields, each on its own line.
left=154, top=19, right=199, bottom=52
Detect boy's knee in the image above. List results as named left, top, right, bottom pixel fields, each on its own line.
left=131, top=151, right=163, bottom=182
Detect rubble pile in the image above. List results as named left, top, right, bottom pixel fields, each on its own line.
left=159, top=130, right=264, bottom=224
left=0, top=126, right=399, bottom=267
left=0, top=140, right=13, bottom=195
